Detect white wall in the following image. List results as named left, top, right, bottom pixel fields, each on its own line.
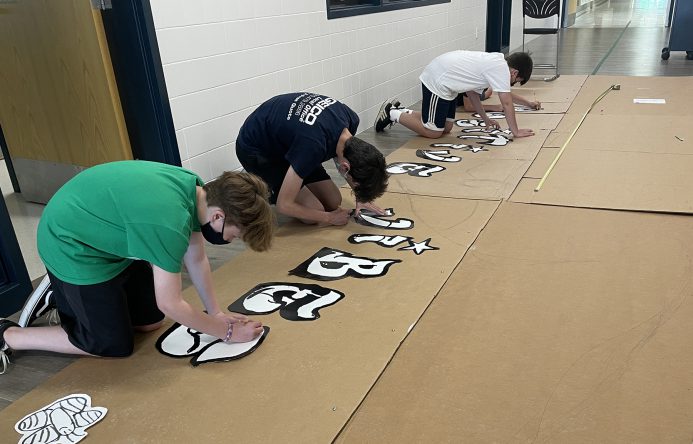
left=150, top=0, right=488, bottom=182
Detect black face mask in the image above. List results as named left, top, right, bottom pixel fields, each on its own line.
left=201, top=218, right=229, bottom=245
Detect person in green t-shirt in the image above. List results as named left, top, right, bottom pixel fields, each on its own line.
left=0, top=161, right=275, bottom=364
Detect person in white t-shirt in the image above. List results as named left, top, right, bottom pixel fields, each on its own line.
left=374, top=51, right=541, bottom=139
left=458, top=87, right=540, bottom=113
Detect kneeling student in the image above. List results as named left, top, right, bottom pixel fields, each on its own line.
left=0, top=160, right=274, bottom=372
left=375, top=51, right=541, bottom=139
left=236, top=92, right=389, bottom=226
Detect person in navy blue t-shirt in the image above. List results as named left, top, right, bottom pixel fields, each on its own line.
left=236, top=92, right=389, bottom=226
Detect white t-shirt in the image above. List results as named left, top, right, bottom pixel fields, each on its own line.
left=419, top=51, right=512, bottom=101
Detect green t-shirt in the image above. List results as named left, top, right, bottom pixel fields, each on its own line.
left=37, top=160, right=205, bottom=285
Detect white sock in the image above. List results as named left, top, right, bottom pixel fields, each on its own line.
left=389, top=108, right=412, bottom=123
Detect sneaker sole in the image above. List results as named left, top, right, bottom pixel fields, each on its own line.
left=18, top=275, right=52, bottom=328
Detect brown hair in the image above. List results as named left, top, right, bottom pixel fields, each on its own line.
left=344, top=136, right=388, bottom=203
left=204, top=171, right=275, bottom=251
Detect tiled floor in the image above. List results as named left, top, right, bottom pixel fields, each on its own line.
left=524, top=0, right=693, bottom=77
left=2, top=0, right=693, bottom=411
left=573, top=0, right=669, bottom=28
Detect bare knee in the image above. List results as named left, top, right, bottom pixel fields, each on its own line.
left=3, top=326, right=21, bottom=346
left=302, top=182, right=341, bottom=211
left=320, top=195, right=341, bottom=212
left=422, top=129, right=445, bottom=139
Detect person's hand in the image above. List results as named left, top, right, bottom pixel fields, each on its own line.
left=326, top=207, right=350, bottom=226
left=485, top=119, right=500, bottom=129
left=529, top=101, right=541, bottom=110
left=513, top=128, right=535, bottom=138
left=228, top=312, right=249, bottom=324
left=355, top=201, right=385, bottom=216
left=229, top=319, right=264, bottom=343
left=213, top=311, right=249, bottom=325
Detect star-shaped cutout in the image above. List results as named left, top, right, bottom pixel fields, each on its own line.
left=465, top=146, right=487, bottom=153
left=399, top=238, right=439, bottom=255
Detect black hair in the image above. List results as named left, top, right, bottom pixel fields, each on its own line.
left=343, top=136, right=389, bottom=203
left=505, top=52, right=533, bottom=85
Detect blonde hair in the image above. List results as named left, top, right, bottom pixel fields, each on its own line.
left=204, top=172, right=275, bottom=251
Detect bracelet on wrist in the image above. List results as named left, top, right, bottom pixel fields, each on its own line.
left=222, top=320, right=233, bottom=343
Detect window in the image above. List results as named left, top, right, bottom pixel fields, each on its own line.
left=327, top=0, right=451, bottom=19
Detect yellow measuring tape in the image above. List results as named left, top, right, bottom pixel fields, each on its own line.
left=534, top=84, right=620, bottom=192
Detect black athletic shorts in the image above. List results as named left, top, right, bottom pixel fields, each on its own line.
left=48, top=260, right=164, bottom=357
left=456, top=88, right=489, bottom=106
left=236, top=137, right=330, bottom=204
left=421, top=83, right=457, bottom=131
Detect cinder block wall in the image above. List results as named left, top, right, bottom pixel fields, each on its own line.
left=150, top=0, right=490, bottom=182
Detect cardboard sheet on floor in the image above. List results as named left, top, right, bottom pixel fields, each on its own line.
left=523, top=147, right=559, bottom=179
left=468, top=98, right=571, bottom=114
left=530, top=101, right=570, bottom=113
left=398, top=126, right=550, bottom=160
left=455, top=111, right=564, bottom=131
left=515, top=112, right=564, bottom=130
left=510, top=86, right=583, bottom=104
left=521, top=74, right=587, bottom=90
left=557, top=114, right=693, bottom=154
left=509, top=176, right=540, bottom=203
left=543, top=130, right=571, bottom=148
left=541, top=111, right=597, bottom=148
left=384, top=138, right=542, bottom=200
left=510, top=147, right=693, bottom=213
left=511, top=75, right=587, bottom=104
left=337, top=202, right=693, bottom=443
left=523, top=113, right=693, bottom=182
left=0, top=191, right=499, bottom=443
left=456, top=75, right=585, bottom=113
left=567, top=75, right=693, bottom=116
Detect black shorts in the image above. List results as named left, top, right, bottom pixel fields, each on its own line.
left=456, top=88, right=490, bottom=106
left=421, top=83, right=457, bottom=131
left=48, top=260, right=164, bottom=357
left=236, top=137, right=330, bottom=204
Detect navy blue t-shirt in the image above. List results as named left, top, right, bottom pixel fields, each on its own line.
left=237, top=93, right=360, bottom=178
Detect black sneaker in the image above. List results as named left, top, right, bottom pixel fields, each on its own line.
left=0, top=319, right=19, bottom=374
left=18, top=275, right=57, bottom=327
left=374, top=100, right=394, bottom=132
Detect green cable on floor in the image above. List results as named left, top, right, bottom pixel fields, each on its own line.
left=592, top=20, right=632, bottom=75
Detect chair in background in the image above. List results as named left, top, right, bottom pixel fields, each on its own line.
left=522, top=0, right=561, bottom=81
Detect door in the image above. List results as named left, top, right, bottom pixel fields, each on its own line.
left=0, top=0, right=133, bottom=314
left=486, top=0, right=513, bottom=53
left=0, top=0, right=132, bottom=204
